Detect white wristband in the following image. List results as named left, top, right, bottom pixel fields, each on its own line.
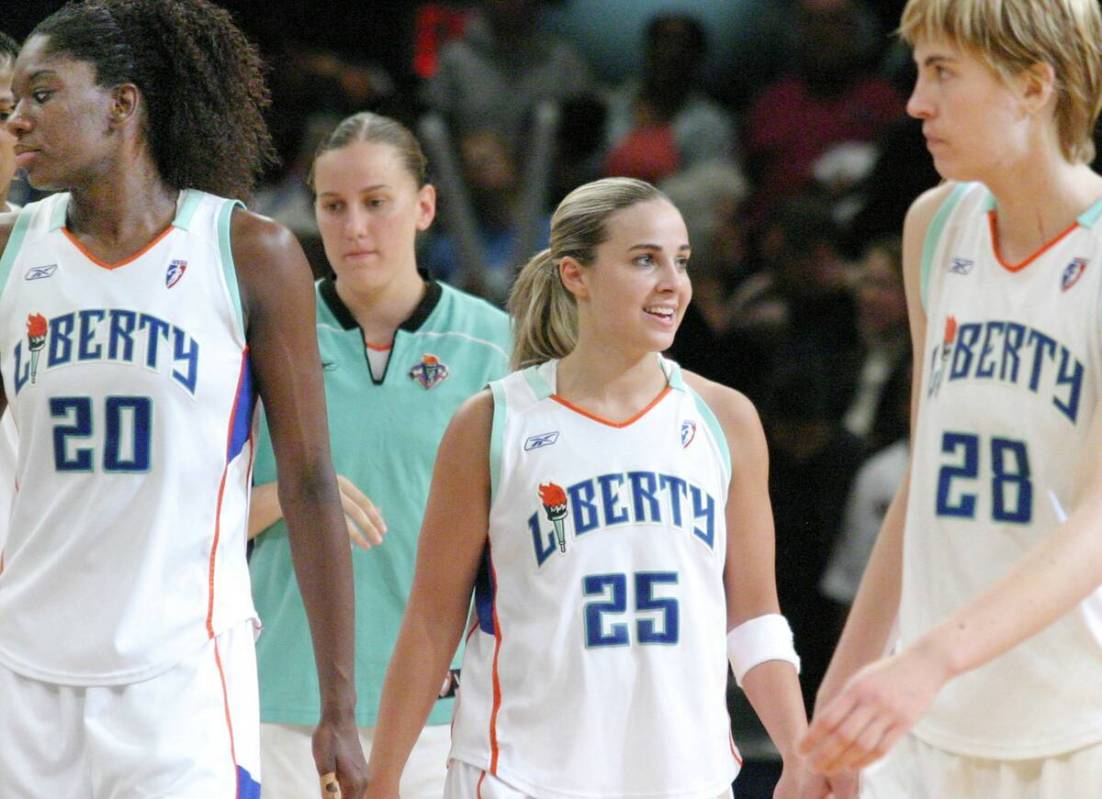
left=727, top=613, right=800, bottom=687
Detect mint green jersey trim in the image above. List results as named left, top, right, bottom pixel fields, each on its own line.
left=489, top=380, right=508, bottom=502
left=663, top=355, right=686, bottom=392
left=49, top=194, right=69, bottom=231
left=920, top=182, right=970, bottom=311
left=0, top=206, right=35, bottom=304
left=172, top=189, right=203, bottom=231
left=523, top=363, right=554, bottom=399
left=217, top=199, right=247, bottom=339
left=1077, top=197, right=1102, bottom=229
left=687, top=386, right=731, bottom=479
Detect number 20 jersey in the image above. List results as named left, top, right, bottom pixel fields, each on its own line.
left=0, top=191, right=258, bottom=685
left=906, top=182, right=1102, bottom=758
left=449, top=357, right=739, bottom=798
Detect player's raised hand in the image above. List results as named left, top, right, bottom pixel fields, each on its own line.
left=799, top=647, right=949, bottom=775
left=337, top=474, right=387, bottom=549
left=313, top=714, right=369, bottom=799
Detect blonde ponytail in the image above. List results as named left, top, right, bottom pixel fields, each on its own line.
left=506, top=177, right=666, bottom=371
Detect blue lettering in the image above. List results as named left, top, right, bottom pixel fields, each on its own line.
left=598, top=473, right=629, bottom=526
left=108, top=310, right=137, bottom=361
left=628, top=471, right=660, bottom=523
left=659, top=475, right=687, bottom=528
left=949, top=323, right=981, bottom=380
left=569, top=480, right=599, bottom=535
left=690, top=486, right=716, bottom=548
left=528, top=512, right=556, bottom=567
left=139, top=314, right=170, bottom=368
left=78, top=309, right=106, bottom=361
left=975, top=321, right=1002, bottom=379
left=48, top=313, right=75, bottom=366
left=1053, top=347, right=1083, bottom=424
left=1000, top=322, right=1025, bottom=383
left=171, top=328, right=199, bottom=395
left=1026, top=329, right=1056, bottom=392
left=12, top=342, right=29, bottom=395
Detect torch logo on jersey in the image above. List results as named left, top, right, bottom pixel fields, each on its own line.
left=928, top=315, right=957, bottom=398
left=538, top=482, right=569, bottom=553
left=409, top=353, right=449, bottom=389
left=26, top=313, right=48, bottom=384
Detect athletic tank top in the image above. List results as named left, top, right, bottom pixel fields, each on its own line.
left=906, top=181, right=1102, bottom=757
left=0, top=190, right=258, bottom=685
left=449, top=356, right=740, bottom=798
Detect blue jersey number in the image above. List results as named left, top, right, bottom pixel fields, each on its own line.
left=936, top=432, right=1031, bottom=523
left=51, top=396, right=152, bottom=473
left=583, top=571, right=679, bottom=648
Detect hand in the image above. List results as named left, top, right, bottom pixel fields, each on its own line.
left=774, top=756, right=849, bottom=799
left=337, top=475, right=386, bottom=550
left=799, top=646, right=949, bottom=775
left=313, top=713, right=368, bottom=799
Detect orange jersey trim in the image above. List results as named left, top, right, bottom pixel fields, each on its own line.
left=365, top=341, right=393, bottom=352
left=62, top=223, right=175, bottom=271
left=213, top=640, right=242, bottom=797
left=488, top=548, right=504, bottom=774
left=988, top=211, right=1080, bottom=273
left=550, top=385, right=672, bottom=429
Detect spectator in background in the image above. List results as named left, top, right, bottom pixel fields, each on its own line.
left=423, top=0, right=592, bottom=149
left=604, top=13, right=738, bottom=185
left=744, top=0, right=903, bottom=223
left=423, top=128, right=550, bottom=304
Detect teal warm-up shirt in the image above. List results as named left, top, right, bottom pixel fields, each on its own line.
left=250, top=277, right=510, bottom=727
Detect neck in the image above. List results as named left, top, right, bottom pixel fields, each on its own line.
left=983, top=155, right=1102, bottom=264
left=66, top=153, right=177, bottom=242
left=336, top=263, right=426, bottom=344
left=555, top=338, right=667, bottom=420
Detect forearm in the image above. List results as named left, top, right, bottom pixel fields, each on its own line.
left=247, top=481, right=283, bottom=540
left=817, top=479, right=907, bottom=706
left=740, top=660, right=807, bottom=762
left=281, top=471, right=358, bottom=716
left=916, top=490, right=1102, bottom=680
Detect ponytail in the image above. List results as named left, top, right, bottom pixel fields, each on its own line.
left=507, top=249, right=578, bottom=370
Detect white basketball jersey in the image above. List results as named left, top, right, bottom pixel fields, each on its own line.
left=0, top=191, right=258, bottom=685
left=449, top=357, right=739, bottom=798
left=906, top=182, right=1102, bottom=757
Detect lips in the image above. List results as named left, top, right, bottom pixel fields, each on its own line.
left=13, top=146, right=38, bottom=168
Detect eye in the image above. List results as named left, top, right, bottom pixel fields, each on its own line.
left=633, top=253, right=655, bottom=267
left=366, top=197, right=386, bottom=209
left=320, top=200, right=345, bottom=214
left=31, top=89, right=52, bottom=104
left=675, top=256, right=690, bottom=270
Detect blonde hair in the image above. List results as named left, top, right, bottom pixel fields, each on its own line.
left=308, top=111, right=428, bottom=190
left=900, top=0, right=1102, bottom=164
left=507, top=177, right=666, bottom=370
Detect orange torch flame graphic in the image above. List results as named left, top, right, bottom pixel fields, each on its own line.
left=538, top=482, right=569, bottom=552
left=26, top=313, right=48, bottom=384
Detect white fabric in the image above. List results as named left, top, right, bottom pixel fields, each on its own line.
left=449, top=357, right=739, bottom=797
left=726, top=613, right=801, bottom=687
left=0, top=619, right=260, bottom=797
left=904, top=182, right=1102, bottom=757
left=259, top=720, right=450, bottom=799
left=0, top=191, right=258, bottom=684
left=0, top=410, right=17, bottom=556
left=861, top=733, right=1102, bottom=799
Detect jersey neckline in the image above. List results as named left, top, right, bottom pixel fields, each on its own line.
left=985, top=191, right=1102, bottom=273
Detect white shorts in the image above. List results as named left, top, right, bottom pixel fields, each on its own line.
left=0, top=620, right=260, bottom=798
left=861, top=733, right=1102, bottom=799
left=443, top=759, right=734, bottom=799
left=260, top=719, right=450, bottom=799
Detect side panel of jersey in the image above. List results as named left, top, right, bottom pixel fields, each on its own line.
left=0, top=191, right=257, bottom=684
left=250, top=281, right=510, bottom=727
left=450, top=359, right=738, bottom=799
left=905, top=182, right=1102, bottom=757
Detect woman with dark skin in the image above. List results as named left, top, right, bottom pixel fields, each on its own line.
left=0, top=1, right=366, bottom=796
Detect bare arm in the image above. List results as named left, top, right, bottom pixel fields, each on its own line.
left=231, top=210, right=366, bottom=796
left=249, top=476, right=386, bottom=546
left=685, top=374, right=812, bottom=797
left=366, top=391, right=493, bottom=796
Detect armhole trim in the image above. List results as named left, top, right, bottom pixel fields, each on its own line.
left=217, top=199, right=247, bottom=341
left=0, top=207, right=36, bottom=306
left=920, top=182, right=970, bottom=310
left=687, top=386, right=731, bottom=482
left=488, top=381, right=508, bottom=503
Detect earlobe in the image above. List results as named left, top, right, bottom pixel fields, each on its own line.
left=416, top=184, right=437, bottom=231
left=110, top=84, right=141, bottom=127
left=559, top=256, right=588, bottom=300
left=1020, top=61, right=1056, bottom=114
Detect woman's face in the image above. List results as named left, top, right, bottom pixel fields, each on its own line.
left=313, top=140, right=435, bottom=292
left=8, top=35, right=119, bottom=191
left=0, top=55, right=17, bottom=205
left=566, top=198, right=692, bottom=357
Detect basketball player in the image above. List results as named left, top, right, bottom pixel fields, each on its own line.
left=0, top=2, right=366, bottom=796
left=364, top=177, right=813, bottom=798
left=799, top=1, right=1102, bottom=797
left=249, top=111, right=510, bottom=798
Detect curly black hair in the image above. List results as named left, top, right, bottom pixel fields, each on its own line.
left=32, top=0, right=276, bottom=201
left=0, top=30, right=19, bottom=63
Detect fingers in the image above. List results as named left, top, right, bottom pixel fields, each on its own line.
left=337, top=475, right=386, bottom=549
left=320, top=771, right=341, bottom=799
left=806, top=700, right=879, bottom=774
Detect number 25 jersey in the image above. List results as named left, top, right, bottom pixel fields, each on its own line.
left=0, top=191, right=258, bottom=685
left=907, top=182, right=1102, bottom=757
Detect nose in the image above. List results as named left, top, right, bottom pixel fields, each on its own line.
left=342, top=206, right=368, bottom=240
left=906, top=76, right=933, bottom=120
left=7, top=98, right=33, bottom=137
left=655, top=259, right=684, bottom=292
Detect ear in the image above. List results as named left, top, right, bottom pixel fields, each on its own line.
left=109, top=83, right=141, bottom=130
left=415, top=183, right=437, bottom=232
left=1018, top=61, right=1056, bottom=115
left=559, top=255, right=589, bottom=301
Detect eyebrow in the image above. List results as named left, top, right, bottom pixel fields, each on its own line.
left=629, top=243, right=692, bottom=252
left=317, top=184, right=391, bottom=197
left=919, top=54, right=956, bottom=68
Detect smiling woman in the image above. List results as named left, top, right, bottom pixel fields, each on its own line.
left=363, top=177, right=812, bottom=799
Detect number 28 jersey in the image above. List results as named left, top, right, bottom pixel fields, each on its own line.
left=0, top=191, right=258, bottom=685
left=449, top=357, right=739, bottom=798
left=906, top=182, right=1102, bottom=757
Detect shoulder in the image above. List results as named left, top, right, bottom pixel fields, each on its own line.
left=681, top=370, right=764, bottom=445
left=229, top=208, right=303, bottom=272
left=436, top=282, right=512, bottom=345
left=445, top=388, right=495, bottom=447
